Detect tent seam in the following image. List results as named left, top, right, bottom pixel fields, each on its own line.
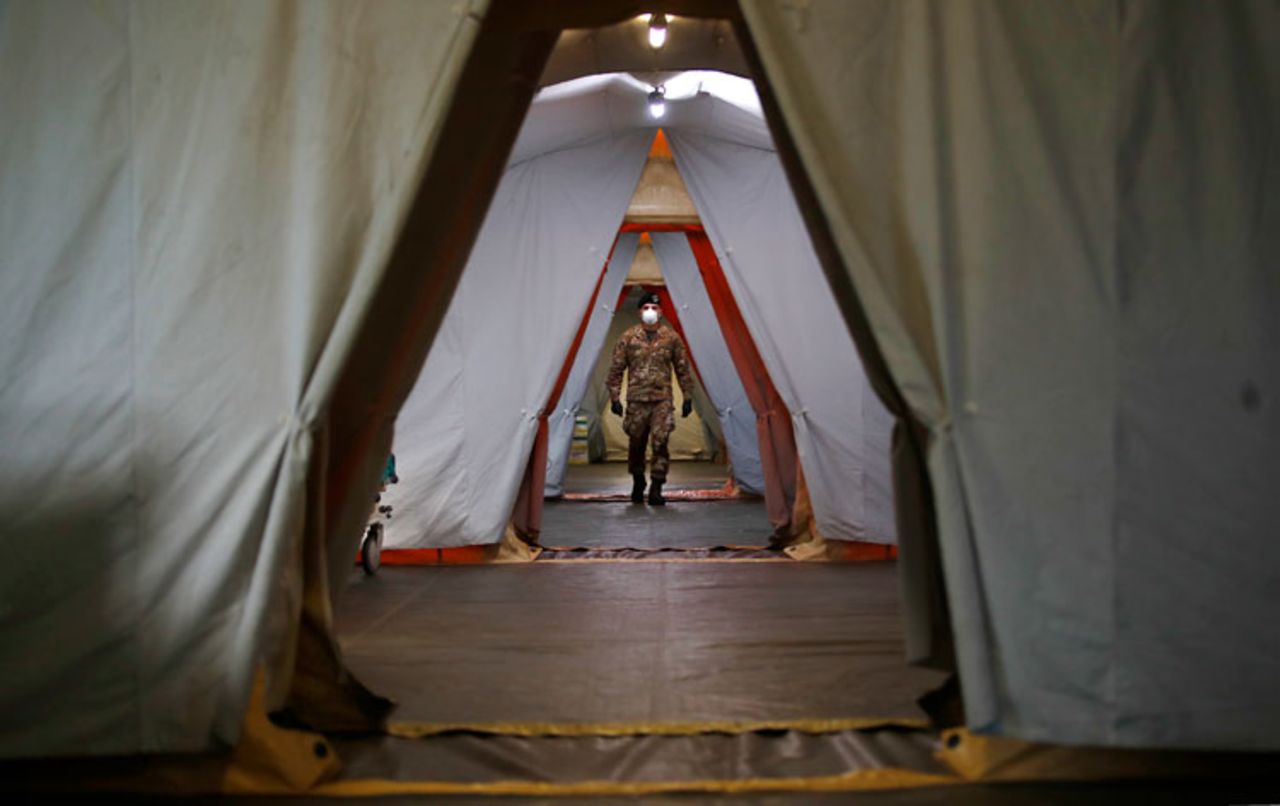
left=544, top=233, right=639, bottom=494
left=1106, top=1, right=1125, bottom=746
left=124, top=0, right=146, bottom=753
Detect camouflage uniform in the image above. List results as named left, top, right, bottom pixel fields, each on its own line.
left=606, top=323, right=696, bottom=481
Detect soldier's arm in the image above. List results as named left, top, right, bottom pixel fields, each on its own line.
left=672, top=335, right=696, bottom=396
left=605, top=335, right=627, bottom=402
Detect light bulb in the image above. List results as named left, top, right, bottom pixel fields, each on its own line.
left=648, top=13, right=668, bottom=49
left=648, top=87, right=666, bottom=119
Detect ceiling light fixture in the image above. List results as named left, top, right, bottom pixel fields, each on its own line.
left=648, top=13, right=668, bottom=49
left=648, top=86, right=666, bottom=119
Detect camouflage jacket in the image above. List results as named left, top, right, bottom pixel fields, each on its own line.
left=607, top=323, right=696, bottom=404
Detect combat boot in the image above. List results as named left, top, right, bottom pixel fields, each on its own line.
left=630, top=473, right=647, bottom=504
left=648, top=479, right=666, bottom=506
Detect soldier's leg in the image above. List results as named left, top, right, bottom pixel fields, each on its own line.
left=624, top=402, right=652, bottom=502
left=648, top=400, right=675, bottom=481
left=647, top=401, right=675, bottom=505
left=623, top=402, right=651, bottom=477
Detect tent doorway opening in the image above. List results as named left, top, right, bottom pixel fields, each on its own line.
left=384, top=79, right=896, bottom=558
left=542, top=131, right=777, bottom=548
left=561, top=256, right=731, bottom=500
left=548, top=257, right=771, bottom=552
left=374, top=3, right=909, bottom=621
left=284, top=6, right=968, bottom=796
left=345, top=4, right=929, bottom=756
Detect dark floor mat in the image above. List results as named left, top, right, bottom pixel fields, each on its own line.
left=536, top=545, right=783, bottom=561
left=560, top=487, right=741, bottom=502
left=560, top=461, right=729, bottom=495
left=337, top=563, right=949, bottom=725
left=541, top=497, right=772, bottom=549
left=331, top=726, right=948, bottom=784
left=20, top=780, right=1280, bottom=805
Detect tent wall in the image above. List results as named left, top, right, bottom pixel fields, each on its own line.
left=544, top=235, right=640, bottom=497
left=652, top=233, right=765, bottom=494
left=385, top=124, right=651, bottom=549
left=668, top=128, right=896, bottom=543
left=743, top=0, right=1280, bottom=750
left=0, top=0, right=493, bottom=756
left=685, top=232, right=798, bottom=533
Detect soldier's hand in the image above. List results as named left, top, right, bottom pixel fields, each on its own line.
left=611, top=400, right=624, bottom=417
left=681, top=399, right=693, bottom=418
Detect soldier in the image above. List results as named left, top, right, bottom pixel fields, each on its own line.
left=607, top=291, right=697, bottom=505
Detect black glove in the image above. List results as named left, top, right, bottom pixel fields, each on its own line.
left=681, top=398, right=693, bottom=418
left=611, top=400, right=624, bottom=417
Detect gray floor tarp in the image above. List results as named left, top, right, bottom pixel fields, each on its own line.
left=337, top=562, right=943, bottom=725
left=7, top=461, right=1280, bottom=799
left=330, top=464, right=952, bottom=785
left=332, top=729, right=947, bottom=784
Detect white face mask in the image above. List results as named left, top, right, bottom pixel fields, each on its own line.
left=641, top=308, right=659, bottom=325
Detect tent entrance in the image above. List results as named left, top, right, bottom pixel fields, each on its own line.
left=544, top=274, right=774, bottom=550
left=535, top=133, right=801, bottom=550
left=540, top=135, right=736, bottom=513
left=339, top=3, right=938, bottom=780
left=383, top=38, right=903, bottom=557
left=542, top=235, right=779, bottom=550
left=563, top=280, right=731, bottom=502
left=350, top=7, right=917, bottom=763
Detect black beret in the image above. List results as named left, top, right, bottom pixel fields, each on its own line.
left=637, top=291, right=662, bottom=309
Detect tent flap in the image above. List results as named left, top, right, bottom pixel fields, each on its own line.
left=742, top=0, right=1280, bottom=749
left=669, top=132, right=897, bottom=544
left=651, top=234, right=765, bottom=494
left=386, top=125, right=652, bottom=549
left=0, top=0, right=486, bottom=756
left=545, top=234, right=640, bottom=497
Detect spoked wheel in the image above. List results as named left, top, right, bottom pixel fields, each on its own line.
left=361, top=523, right=383, bottom=575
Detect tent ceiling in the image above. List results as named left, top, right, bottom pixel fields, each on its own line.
left=626, top=239, right=666, bottom=285
left=516, top=74, right=770, bottom=167
left=625, top=154, right=699, bottom=224
left=540, top=16, right=747, bottom=87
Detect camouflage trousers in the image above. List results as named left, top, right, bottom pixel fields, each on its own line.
left=623, top=399, right=675, bottom=481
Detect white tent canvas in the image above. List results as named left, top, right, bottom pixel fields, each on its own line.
left=652, top=176, right=895, bottom=542
left=0, top=0, right=489, bottom=757
left=542, top=234, right=639, bottom=498
left=647, top=236, right=765, bottom=494
left=385, top=95, right=651, bottom=548
left=743, top=0, right=1280, bottom=750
